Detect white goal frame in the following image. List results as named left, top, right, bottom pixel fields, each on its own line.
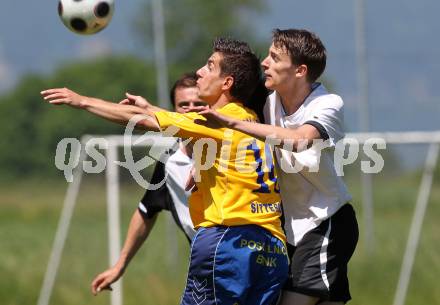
left=37, top=131, right=440, bottom=305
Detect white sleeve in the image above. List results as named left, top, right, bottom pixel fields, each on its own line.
left=305, top=94, right=345, bottom=146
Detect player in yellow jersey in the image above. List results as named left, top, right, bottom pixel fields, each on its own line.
left=41, top=37, right=288, bottom=305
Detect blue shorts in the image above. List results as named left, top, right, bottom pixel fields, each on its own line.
left=180, top=225, right=288, bottom=305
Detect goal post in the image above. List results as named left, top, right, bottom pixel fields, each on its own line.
left=345, top=131, right=440, bottom=305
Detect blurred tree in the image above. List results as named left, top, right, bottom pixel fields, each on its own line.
left=0, top=56, right=156, bottom=179
left=134, top=0, right=267, bottom=79
left=0, top=1, right=271, bottom=180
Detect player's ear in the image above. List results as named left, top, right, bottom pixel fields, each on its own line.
left=222, top=76, right=234, bottom=91
left=295, top=64, right=308, bottom=79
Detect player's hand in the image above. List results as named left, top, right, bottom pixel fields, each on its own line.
left=41, top=88, right=84, bottom=108
left=193, top=107, right=233, bottom=128
left=91, top=266, right=123, bottom=296
left=119, top=93, right=152, bottom=109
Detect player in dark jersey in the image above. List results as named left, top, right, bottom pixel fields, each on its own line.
left=90, top=72, right=206, bottom=295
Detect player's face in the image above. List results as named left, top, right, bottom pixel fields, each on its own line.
left=174, top=86, right=207, bottom=114
left=261, top=43, right=297, bottom=91
left=196, top=52, right=226, bottom=104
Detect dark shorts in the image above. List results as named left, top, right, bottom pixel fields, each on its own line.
left=284, top=204, right=359, bottom=303
left=181, top=225, right=289, bottom=305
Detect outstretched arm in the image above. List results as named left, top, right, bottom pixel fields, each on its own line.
left=119, top=92, right=166, bottom=113
left=195, top=107, right=321, bottom=151
left=41, top=88, right=161, bottom=131
left=91, top=210, right=157, bottom=295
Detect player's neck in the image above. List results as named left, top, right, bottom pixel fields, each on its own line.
left=278, top=82, right=312, bottom=116
left=211, top=94, right=231, bottom=110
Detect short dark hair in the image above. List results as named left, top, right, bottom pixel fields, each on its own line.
left=169, top=72, right=198, bottom=106
left=272, top=29, right=327, bottom=83
left=213, top=37, right=263, bottom=104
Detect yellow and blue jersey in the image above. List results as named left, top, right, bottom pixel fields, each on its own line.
left=155, top=102, right=285, bottom=242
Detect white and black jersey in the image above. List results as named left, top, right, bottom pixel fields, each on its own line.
left=138, top=146, right=195, bottom=242
left=264, top=83, right=353, bottom=246
left=265, top=83, right=358, bottom=303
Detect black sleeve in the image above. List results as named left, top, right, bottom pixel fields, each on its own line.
left=304, top=120, right=329, bottom=140
left=137, top=161, right=172, bottom=219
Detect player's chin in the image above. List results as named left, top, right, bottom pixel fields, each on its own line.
left=197, top=92, right=210, bottom=103
left=264, top=79, right=275, bottom=90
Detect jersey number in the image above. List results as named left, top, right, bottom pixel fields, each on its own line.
left=247, top=140, right=280, bottom=194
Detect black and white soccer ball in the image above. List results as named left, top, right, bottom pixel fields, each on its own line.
left=58, top=0, right=115, bottom=35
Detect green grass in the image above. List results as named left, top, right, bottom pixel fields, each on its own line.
left=0, top=177, right=189, bottom=305
left=1, top=170, right=439, bottom=305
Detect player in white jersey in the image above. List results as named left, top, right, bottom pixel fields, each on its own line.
left=195, top=29, right=359, bottom=305
left=91, top=73, right=206, bottom=295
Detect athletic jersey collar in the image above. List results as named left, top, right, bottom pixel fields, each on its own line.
left=280, top=82, right=326, bottom=119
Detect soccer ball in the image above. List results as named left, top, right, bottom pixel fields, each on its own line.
left=58, top=0, right=115, bottom=35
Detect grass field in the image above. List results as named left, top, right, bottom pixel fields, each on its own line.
left=1, top=168, right=439, bottom=305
